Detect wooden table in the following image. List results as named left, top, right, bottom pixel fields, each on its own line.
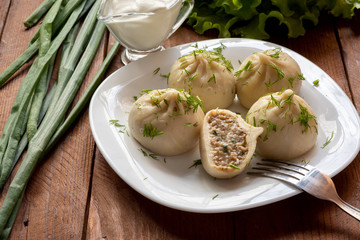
left=1, top=1, right=360, bottom=239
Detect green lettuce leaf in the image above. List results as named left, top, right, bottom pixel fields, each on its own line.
left=187, top=0, right=359, bottom=39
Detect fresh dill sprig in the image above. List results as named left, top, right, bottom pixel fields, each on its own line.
left=188, top=159, right=202, bottom=169
left=235, top=60, right=252, bottom=77
left=212, top=194, right=219, bottom=200
left=229, top=163, right=240, bottom=169
left=153, top=67, right=160, bottom=75
left=321, top=131, right=334, bottom=149
left=143, top=122, right=164, bottom=139
left=297, top=104, right=317, bottom=133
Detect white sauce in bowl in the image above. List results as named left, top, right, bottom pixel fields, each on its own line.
left=98, top=0, right=182, bottom=51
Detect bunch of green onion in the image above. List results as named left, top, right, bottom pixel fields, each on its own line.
left=0, top=0, right=120, bottom=238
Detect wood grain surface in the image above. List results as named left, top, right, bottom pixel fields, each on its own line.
left=0, top=1, right=359, bottom=239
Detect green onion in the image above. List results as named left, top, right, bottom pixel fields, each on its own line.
left=44, top=0, right=100, bottom=122
left=0, top=1, right=86, bottom=191
left=24, top=0, right=56, bottom=28
left=0, top=0, right=88, bottom=87
left=44, top=42, right=120, bottom=154
left=27, top=0, right=63, bottom=140
left=0, top=19, right=105, bottom=234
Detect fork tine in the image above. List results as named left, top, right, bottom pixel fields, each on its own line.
left=256, top=162, right=307, bottom=176
left=262, top=159, right=312, bottom=170
left=247, top=168, right=300, bottom=186
left=247, top=159, right=313, bottom=186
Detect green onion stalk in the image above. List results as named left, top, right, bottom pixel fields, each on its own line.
left=0, top=19, right=109, bottom=234
left=0, top=0, right=86, bottom=191
left=0, top=0, right=87, bottom=87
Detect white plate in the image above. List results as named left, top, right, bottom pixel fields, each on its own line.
left=89, top=38, right=360, bottom=213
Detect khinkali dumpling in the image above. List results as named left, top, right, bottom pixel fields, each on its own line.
left=200, top=109, right=263, bottom=179
left=246, top=89, right=317, bottom=160
left=168, top=49, right=236, bottom=111
left=236, top=48, right=303, bottom=109
left=128, top=88, right=205, bottom=156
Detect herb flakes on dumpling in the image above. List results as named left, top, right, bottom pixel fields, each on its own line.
left=236, top=48, right=303, bottom=109
left=128, top=88, right=205, bottom=156
left=246, top=89, right=318, bottom=160
left=168, top=49, right=236, bottom=111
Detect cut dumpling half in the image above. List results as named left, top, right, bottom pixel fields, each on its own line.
left=236, top=48, right=303, bottom=109
left=168, top=49, right=236, bottom=111
left=246, top=89, right=318, bottom=160
left=128, top=88, right=205, bottom=156
left=200, top=109, right=263, bottom=179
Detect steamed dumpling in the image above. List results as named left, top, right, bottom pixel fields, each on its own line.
left=200, top=109, right=263, bottom=179
left=128, top=88, right=205, bottom=156
left=236, top=48, right=303, bottom=109
left=168, top=49, right=236, bottom=111
left=246, top=89, right=317, bottom=160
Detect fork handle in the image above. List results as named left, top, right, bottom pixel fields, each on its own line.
left=332, top=196, right=360, bottom=221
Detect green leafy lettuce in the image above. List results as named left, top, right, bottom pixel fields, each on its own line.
left=187, top=0, right=360, bottom=39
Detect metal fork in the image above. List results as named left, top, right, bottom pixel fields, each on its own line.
left=248, top=159, right=360, bottom=221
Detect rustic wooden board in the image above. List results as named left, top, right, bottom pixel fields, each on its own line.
left=1, top=1, right=360, bottom=239
left=0, top=0, right=11, bottom=40
left=0, top=0, right=108, bottom=239
left=337, top=11, right=360, bottom=113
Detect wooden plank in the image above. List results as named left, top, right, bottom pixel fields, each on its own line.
left=337, top=10, right=360, bottom=113
left=0, top=1, right=107, bottom=239
left=0, top=0, right=11, bottom=39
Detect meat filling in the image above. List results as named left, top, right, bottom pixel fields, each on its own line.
left=208, top=112, right=248, bottom=167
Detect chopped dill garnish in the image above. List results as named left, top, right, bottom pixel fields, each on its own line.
left=268, top=63, right=284, bottom=80
left=229, top=163, right=240, bottom=169
left=263, top=120, right=277, bottom=141
left=297, top=104, right=317, bottom=133
left=133, top=96, right=138, bottom=101
left=189, top=73, right=198, bottom=81
left=212, top=194, right=219, bottom=200
left=287, top=77, right=295, bottom=88
left=281, top=92, right=295, bottom=105
left=235, top=60, right=252, bottom=76
left=153, top=67, right=160, bottom=75
left=141, top=89, right=153, bottom=94
left=213, top=42, right=226, bottom=54
left=151, top=96, right=161, bottom=108
left=264, top=48, right=282, bottom=58
left=176, top=90, right=204, bottom=113
left=258, top=118, right=266, bottom=124
left=189, top=159, right=202, bottom=169
left=270, top=95, right=281, bottom=108
left=149, top=153, right=158, bottom=160
left=184, top=122, right=198, bottom=127
left=160, top=72, right=170, bottom=84
left=139, top=148, right=148, bottom=156
left=265, top=78, right=280, bottom=89
left=208, top=73, right=216, bottom=83
left=109, top=120, right=127, bottom=133
left=143, top=122, right=164, bottom=139
left=191, top=42, right=199, bottom=48
left=298, top=73, right=305, bottom=80
left=321, top=131, right=334, bottom=149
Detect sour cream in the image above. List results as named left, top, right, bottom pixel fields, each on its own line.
left=98, top=0, right=183, bottom=51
